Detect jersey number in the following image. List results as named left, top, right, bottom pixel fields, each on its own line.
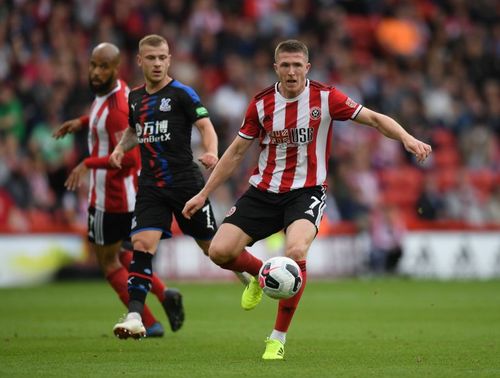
left=309, top=196, right=321, bottom=210
left=202, top=205, right=215, bottom=230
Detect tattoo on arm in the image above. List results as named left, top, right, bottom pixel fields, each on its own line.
left=119, top=128, right=139, bottom=151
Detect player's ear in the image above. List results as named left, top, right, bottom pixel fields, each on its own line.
left=273, top=62, right=278, bottom=74
left=136, top=54, right=142, bottom=67
left=305, top=62, right=311, bottom=74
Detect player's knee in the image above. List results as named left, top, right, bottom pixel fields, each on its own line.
left=132, top=239, right=152, bottom=253
left=208, top=243, right=233, bottom=265
left=285, top=244, right=308, bottom=261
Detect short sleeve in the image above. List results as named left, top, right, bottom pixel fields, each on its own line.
left=178, top=86, right=209, bottom=124
left=328, top=88, right=363, bottom=121
left=238, top=100, right=261, bottom=140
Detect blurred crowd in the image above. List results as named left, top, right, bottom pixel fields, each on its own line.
left=0, top=0, right=499, bottom=240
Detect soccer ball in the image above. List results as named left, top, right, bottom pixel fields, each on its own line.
left=258, top=256, right=303, bottom=299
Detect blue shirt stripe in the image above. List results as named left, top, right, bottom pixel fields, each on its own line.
left=170, top=80, right=200, bottom=103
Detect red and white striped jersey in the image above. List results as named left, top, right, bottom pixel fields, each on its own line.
left=86, top=79, right=139, bottom=212
left=239, top=79, right=363, bottom=193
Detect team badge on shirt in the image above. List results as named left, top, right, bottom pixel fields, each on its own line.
left=159, top=98, right=171, bottom=112
left=310, top=107, right=321, bottom=120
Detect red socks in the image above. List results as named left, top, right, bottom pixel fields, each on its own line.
left=219, top=249, right=263, bottom=276
left=106, top=266, right=157, bottom=328
left=274, top=260, right=307, bottom=332
left=120, top=250, right=166, bottom=302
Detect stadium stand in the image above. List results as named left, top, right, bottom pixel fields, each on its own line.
left=0, top=0, right=498, bottom=238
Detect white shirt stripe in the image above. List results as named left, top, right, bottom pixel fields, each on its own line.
left=315, top=90, right=332, bottom=186
left=124, top=174, right=136, bottom=212
left=94, top=107, right=109, bottom=210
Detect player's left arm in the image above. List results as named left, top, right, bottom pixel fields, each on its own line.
left=83, top=109, right=139, bottom=170
left=354, top=107, right=432, bottom=163
left=194, top=117, right=218, bottom=169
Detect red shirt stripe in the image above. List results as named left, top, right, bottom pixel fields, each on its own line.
left=279, top=101, right=299, bottom=192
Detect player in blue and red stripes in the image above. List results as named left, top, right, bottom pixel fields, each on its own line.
left=110, top=35, right=250, bottom=339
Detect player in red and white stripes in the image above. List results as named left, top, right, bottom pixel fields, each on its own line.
left=183, top=39, right=432, bottom=360
left=54, top=43, right=181, bottom=337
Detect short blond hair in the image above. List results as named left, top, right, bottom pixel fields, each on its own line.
left=139, top=34, right=168, bottom=49
left=274, top=39, right=309, bottom=62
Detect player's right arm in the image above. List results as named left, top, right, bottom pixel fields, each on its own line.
left=182, top=136, right=253, bottom=219
left=52, top=116, right=88, bottom=139
left=109, top=127, right=138, bottom=168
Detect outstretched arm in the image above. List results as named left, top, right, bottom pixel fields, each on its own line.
left=52, top=116, right=88, bottom=139
left=355, top=107, right=432, bottom=163
left=109, top=127, right=139, bottom=168
left=182, top=136, right=254, bottom=219
left=194, top=117, right=218, bottom=169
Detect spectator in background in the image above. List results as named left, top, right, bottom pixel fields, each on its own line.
left=482, top=79, right=500, bottom=135
left=458, top=123, right=497, bottom=170
left=0, top=0, right=497, bottom=233
left=210, top=54, right=250, bottom=149
left=189, top=0, right=223, bottom=37
left=443, top=169, right=486, bottom=225
left=27, top=154, right=55, bottom=215
left=329, top=158, right=370, bottom=227
left=2, top=156, right=32, bottom=217
left=369, top=202, right=406, bottom=274
left=0, top=83, right=25, bottom=146
left=416, top=173, right=445, bottom=221
left=485, top=186, right=500, bottom=223
left=28, top=105, right=75, bottom=217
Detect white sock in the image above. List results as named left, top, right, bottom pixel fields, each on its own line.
left=270, top=330, right=286, bottom=344
left=127, top=312, right=141, bottom=320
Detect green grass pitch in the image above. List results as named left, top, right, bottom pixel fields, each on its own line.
left=1, top=278, right=499, bottom=377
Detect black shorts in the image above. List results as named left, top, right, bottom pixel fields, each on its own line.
left=132, top=185, right=217, bottom=240
left=87, top=207, right=133, bottom=246
left=222, top=185, right=326, bottom=244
